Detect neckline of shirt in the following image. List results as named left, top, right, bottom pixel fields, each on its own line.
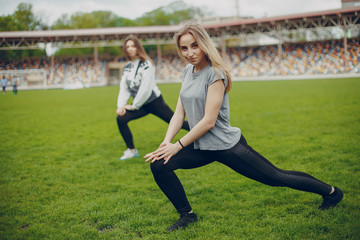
left=130, top=58, right=140, bottom=66
left=192, top=63, right=210, bottom=79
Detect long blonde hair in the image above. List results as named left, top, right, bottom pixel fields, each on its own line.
left=123, top=35, right=153, bottom=64
left=174, top=23, right=232, bottom=92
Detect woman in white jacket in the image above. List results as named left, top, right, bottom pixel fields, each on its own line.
left=116, top=35, right=189, bottom=160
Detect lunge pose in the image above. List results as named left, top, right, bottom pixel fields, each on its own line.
left=145, top=23, right=343, bottom=232
left=116, top=35, right=189, bottom=160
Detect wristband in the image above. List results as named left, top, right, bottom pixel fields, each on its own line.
left=178, top=139, right=185, bottom=148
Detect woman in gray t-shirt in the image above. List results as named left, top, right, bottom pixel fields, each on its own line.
left=145, top=23, right=343, bottom=232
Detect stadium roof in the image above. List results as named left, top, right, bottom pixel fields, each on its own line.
left=0, top=25, right=181, bottom=38
left=0, top=6, right=359, bottom=50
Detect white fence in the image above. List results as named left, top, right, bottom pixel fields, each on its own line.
left=0, top=69, right=47, bottom=89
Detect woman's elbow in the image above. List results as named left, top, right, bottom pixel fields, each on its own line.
left=204, top=119, right=216, bottom=130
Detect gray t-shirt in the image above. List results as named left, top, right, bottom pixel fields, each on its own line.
left=180, top=64, right=241, bottom=150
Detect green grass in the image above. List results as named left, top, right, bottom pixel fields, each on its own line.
left=0, top=78, right=359, bottom=239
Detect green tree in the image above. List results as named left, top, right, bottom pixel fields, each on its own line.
left=136, top=0, right=209, bottom=26
left=137, top=8, right=169, bottom=26
left=73, top=12, right=98, bottom=28
left=92, top=11, right=119, bottom=27
left=0, top=2, right=46, bottom=31
left=52, top=11, right=137, bottom=29
left=0, top=15, right=17, bottom=31
left=51, top=0, right=209, bottom=29
left=13, top=2, right=46, bottom=30
left=114, top=17, right=138, bottom=27
left=52, top=14, right=73, bottom=30
left=0, top=3, right=47, bottom=60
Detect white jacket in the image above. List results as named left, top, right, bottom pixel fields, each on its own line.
left=117, top=59, right=161, bottom=109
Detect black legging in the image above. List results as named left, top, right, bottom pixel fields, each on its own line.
left=150, top=134, right=332, bottom=214
left=116, top=95, right=190, bottom=149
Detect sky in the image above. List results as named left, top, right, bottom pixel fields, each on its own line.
left=0, top=0, right=343, bottom=26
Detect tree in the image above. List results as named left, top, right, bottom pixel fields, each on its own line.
left=136, top=0, right=209, bottom=26
left=51, top=0, right=209, bottom=29
left=52, top=11, right=137, bottom=29
left=0, top=3, right=47, bottom=60
left=92, top=11, right=119, bottom=27
left=0, top=3, right=46, bottom=31
left=0, top=15, right=17, bottom=31
left=52, top=14, right=73, bottom=30
left=13, top=3, right=45, bottom=30
left=114, top=17, right=138, bottom=27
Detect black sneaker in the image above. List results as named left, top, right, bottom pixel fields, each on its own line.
left=166, top=212, right=198, bottom=232
left=318, top=187, right=343, bottom=210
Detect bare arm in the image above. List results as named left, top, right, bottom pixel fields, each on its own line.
left=145, top=80, right=225, bottom=163
left=162, top=97, right=187, bottom=144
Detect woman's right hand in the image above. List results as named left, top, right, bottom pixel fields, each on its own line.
left=144, top=140, right=181, bottom=164
left=116, top=107, right=126, bottom=116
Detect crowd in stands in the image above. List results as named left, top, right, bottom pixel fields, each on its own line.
left=226, top=38, right=360, bottom=78
left=0, top=57, right=106, bottom=87
left=154, top=54, right=186, bottom=81
left=53, top=57, right=106, bottom=87
left=155, top=38, right=359, bottom=79
left=0, top=38, right=359, bottom=87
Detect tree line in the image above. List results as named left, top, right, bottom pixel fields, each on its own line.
left=1, top=1, right=209, bottom=31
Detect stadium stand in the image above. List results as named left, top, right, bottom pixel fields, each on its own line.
left=0, top=38, right=359, bottom=86
left=225, top=38, right=360, bottom=77
left=0, top=57, right=107, bottom=88
left=155, top=38, right=360, bottom=80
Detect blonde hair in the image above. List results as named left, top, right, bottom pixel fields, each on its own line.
left=123, top=35, right=153, bottom=65
left=174, top=23, right=232, bottom=92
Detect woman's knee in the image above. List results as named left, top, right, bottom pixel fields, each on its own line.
left=116, top=115, right=128, bottom=124
left=150, top=160, right=167, bottom=175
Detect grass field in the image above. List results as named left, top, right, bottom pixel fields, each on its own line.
left=0, top=78, right=359, bottom=239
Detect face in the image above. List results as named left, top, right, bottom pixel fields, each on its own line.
left=125, top=40, right=138, bottom=60
left=179, top=33, right=207, bottom=68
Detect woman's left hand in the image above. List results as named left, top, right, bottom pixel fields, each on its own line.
left=125, top=105, right=134, bottom=111
left=144, top=142, right=182, bottom=164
